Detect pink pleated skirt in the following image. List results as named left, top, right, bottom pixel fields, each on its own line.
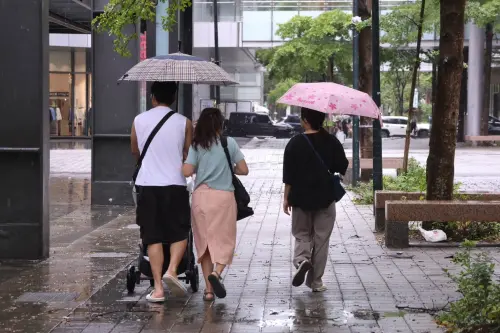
left=191, top=185, right=237, bottom=265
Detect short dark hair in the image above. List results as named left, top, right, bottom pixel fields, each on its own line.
left=151, top=81, right=177, bottom=106
left=300, top=107, right=326, bottom=130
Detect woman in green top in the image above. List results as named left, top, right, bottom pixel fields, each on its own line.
left=183, top=108, right=249, bottom=301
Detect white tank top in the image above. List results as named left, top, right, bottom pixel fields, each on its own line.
left=134, top=106, right=187, bottom=186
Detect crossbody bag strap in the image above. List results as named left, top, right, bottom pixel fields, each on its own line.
left=220, top=136, right=235, bottom=176
left=132, top=111, right=175, bottom=182
left=302, top=134, right=332, bottom=175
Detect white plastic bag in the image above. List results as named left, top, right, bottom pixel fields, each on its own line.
left=187, top=177, right=195, bottom=206
left=418, top=227, right=447, bottom=243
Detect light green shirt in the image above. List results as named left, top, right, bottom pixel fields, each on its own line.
left=185, top=137, right=244, bottom=192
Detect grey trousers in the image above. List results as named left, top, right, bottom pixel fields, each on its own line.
left=292, top=202, right=336, bottom=289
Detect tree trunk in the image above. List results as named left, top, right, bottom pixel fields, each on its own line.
left=426, top=0, right=466, bottom=201
left=457, top=47, right=468, bottom=143
left=358, top=0, right=373, bottom=181
left=402, top=0, right=425, bottom=173
left=480, top=23, right=493, bottom=145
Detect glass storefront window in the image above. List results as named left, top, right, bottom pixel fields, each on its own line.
left=49, top=73, right=73, bottom=136
left=49, top=48, right=92, bottom=138
left=74, top=74, right=87, bottom=136
left=75, top=50, right=86, bottom=72
left=49, top=51, right=71, bottom=72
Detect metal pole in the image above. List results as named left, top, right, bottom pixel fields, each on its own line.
left=372, top=0, right=383, bottom=192
left=352, top=0, right=360, bottom=187
left=213, top=0, right=221, bottom=105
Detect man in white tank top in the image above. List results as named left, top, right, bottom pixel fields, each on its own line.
left=131, top=82, right=193, bottom=302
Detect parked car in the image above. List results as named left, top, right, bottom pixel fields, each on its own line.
left=226, top=112, right=294, bottom=138
left=280, top=114, right=303, bottom=134
left=381, top=116, right=430, bottom=138
left=489, top=123, right=500, bottom=135
left=489, top=115, right=500, bottom=126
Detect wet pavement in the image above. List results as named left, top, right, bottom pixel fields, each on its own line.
left=1, top=138, right=500, bottom=332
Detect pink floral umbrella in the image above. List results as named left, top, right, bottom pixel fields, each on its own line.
left=277, top=82, right=381, bottom=119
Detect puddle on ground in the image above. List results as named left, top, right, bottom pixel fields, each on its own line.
left=259, top=309, right=407, bottom=328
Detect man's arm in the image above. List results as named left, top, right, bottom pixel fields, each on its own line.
left=131, top=122, right=140, bottom=162
left=183, top=119, right=193, bottom=161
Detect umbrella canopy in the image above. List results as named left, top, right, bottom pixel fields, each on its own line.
left=119, top=52, right=238, bottom=86
left=277, top=82, right=381, bottom=119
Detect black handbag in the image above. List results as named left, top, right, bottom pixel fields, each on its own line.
left=221, top=136, right=254, bottom=221
left=302, top=134, right=346, bottom=202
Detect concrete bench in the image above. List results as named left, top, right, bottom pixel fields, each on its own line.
left=374, top=191, right=500, bottom=232
left=385, top=200, right=500, bottom=248
left=465, top=135, right=500, bottom=142
left=343, top=158, right=404, bottom=185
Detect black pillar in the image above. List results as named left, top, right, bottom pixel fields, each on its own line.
left=92, top=0, right=139, bottom=206
left=0, top=0, right=49, bottom=259
left=180, top=6, right=193, bottom=120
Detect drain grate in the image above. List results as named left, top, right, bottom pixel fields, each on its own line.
left=16, top=292, right=79, bottom=303
left=85, top=252, right=129, bottom=258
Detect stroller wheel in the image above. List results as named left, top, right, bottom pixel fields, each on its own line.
left=190, top=266, right=200, bottom=293
left=127, top=266, right=137, bottom=293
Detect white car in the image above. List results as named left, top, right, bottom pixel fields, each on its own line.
left=381, top=116, right=430, bottom=138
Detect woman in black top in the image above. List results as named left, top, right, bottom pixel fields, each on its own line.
left=283, top=107, right=348, bottom=292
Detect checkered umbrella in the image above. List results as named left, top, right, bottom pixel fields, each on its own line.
left=119, top=52, right=238, bottom=86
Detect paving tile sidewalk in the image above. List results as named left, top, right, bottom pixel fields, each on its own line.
left=4, top=138, right=500, bottom=332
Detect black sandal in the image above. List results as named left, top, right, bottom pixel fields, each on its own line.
left=208, top=272, right=227, bottom=299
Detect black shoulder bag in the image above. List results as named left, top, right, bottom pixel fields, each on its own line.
left=132, top=111, right=175, bottom=205
left=302, top=134, right=346, bottom=202
left=221, top=136, right=254, bottom=221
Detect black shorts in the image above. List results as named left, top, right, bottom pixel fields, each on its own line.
left=136, top=185, right=190, bottom=245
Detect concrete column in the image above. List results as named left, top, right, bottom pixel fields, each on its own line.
left=92, top=0, right=139, bottom=205
left=179, top=6, right=194, bottom=120
left=0, top=0, right=50, bottom=259
left=466, top=23, right=484, bottom=137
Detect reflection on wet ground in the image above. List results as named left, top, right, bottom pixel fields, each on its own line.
left=50, top=140, right=91, bottom=150
left=0, top=141, right=458, bottom=332
left=0, top=176, right=133, bottom=333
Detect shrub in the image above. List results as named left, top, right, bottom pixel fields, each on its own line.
left=435, top=221, right=500, bottom=242
left=437, top=241, right=500, bottom=333
left=348, top=159, right=500, bottom=241
left=348, top=158, right=426, bottom=204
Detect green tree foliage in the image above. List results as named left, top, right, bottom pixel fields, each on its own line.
left=262, top=10, right=354, bottom=85
left=256, top=10, right=355, bottom=105
left=267, top=78, right=298, bottom=107
left=92, top=0, right=192, bottom=57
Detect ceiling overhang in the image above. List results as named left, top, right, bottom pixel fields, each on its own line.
left=49, top=0, right=91, bottom=34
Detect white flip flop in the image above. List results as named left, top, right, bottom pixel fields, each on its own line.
left=163, top=274, right=187, bottom=297
left=145, top=290, right=165, bottom=303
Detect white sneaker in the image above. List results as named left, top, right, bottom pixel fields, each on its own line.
left=312, top=285, right=327, bottom=292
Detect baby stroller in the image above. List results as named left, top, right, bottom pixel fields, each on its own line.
left=126, top=230, right=199, bottom=293
left=126, top=178, right=199, bottom=293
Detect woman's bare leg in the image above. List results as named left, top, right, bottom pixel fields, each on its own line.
left=200, top=251, right=215, bottom=299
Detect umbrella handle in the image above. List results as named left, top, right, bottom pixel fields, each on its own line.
left=175, top=82, right=179, bottom=112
